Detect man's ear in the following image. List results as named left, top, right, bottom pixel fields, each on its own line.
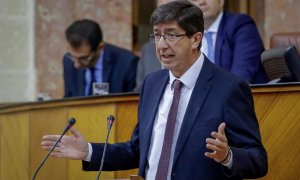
left=98, top=42, right=105, bottom=49
left=191, top=32, right=202, bottom=49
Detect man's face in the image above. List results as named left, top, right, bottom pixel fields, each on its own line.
left=68, top=43, right=98, bottom=69
left=153, top=21, right=201, bottom=77
left=189, top=0, right=224, bottom=21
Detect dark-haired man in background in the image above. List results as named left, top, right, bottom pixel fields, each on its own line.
left=63, top=19, right=138, bottom=97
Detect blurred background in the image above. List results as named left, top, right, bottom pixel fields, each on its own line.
left=0, top=0, right=299, bottom=102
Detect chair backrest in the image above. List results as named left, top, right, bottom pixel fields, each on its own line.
left=261, top=45, right=300, bottom=83
left=261, top=46, right=290, bottom=81
left=270, top=32, right=300, bottom=54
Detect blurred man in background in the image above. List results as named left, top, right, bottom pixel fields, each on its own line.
left=189, top=0, right=268, bottom=84
left=63, top=19, right=138, bottom=97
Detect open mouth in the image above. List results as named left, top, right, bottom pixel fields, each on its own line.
left=161, top=54, right=175, bottom=60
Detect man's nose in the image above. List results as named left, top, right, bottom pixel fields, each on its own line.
left=156, top=36, right=169, bottom=49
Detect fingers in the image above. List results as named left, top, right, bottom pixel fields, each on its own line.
left=69, top=128, right=82, bottom=138
left=206, top=138, right=227, bottom=150
left=205, top=122, right=229, bottom=162
left=218, top=122, right=226, bottom=135
left=42, top=135, right=61, bottom=141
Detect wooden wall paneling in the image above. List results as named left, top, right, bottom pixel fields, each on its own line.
left=1, top=89, right=300, bottom=180
left=115, top=101, right=139, bottom=178
left=29, top=108, right=68, bottom=180
left=251, top=88, right=300, bottom=180
left=0, top=112, right=29, bottom=180
left=67, top=103, right=116, bottom=180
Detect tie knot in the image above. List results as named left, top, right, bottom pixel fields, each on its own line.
left=204, top=31, right=213, bottom=39
left=173, top=79, right=183, bottom=91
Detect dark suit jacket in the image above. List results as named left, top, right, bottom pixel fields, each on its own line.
left=63, top=43, right=139, bottom=97
left=83, top=57, right=268, bottom=179
left=215, top=12, right=268, bottom=84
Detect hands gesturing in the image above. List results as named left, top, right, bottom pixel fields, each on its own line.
left=41, top=128, right=89, bottom=160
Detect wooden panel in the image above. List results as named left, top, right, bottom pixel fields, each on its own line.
left=67, top=103, right=116, bottom=180
left=115, top=101, right=139, bottom=178
left=29, top=108, right=68, bottom=180
left=1, top=89, right=299, bottom=180
left=0, top=112, right=29, bottom=180
left=252, top=91, right=300, bottom=180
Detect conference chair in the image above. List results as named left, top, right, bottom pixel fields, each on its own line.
left=261, top=45, right=300, bottom=83
left=270, top=32, right=300, bottom=53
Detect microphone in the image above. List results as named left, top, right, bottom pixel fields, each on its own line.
left=96, top=115, right=115, bottom=180
left=32, top=118, right=76, bottom=180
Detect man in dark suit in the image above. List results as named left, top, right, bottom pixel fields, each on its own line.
left=190, top=0, right=268, bottom=84
left=63, top=19, right=138, bottom=97
left=136, top=0, right=268, bottom=86
left=42, top=1, right=267, bottom=179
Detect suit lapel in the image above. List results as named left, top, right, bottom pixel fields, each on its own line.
left=142, top=71, right=169, bottom=151
left=215, top=12, right=226, bottom=66
left=77, top=68, right=86, bottom=96
left=173, top=58, right=214, bottom=165
left=102, top=45, right=113, bottom=83
left=139, top=71, right=169, bottom=173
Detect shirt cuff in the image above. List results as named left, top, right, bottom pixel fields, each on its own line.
left=221, top=147, right=233, bottom=169
left=84, top=143, right=93, bottom=162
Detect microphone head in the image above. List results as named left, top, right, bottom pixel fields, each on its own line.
left=107, top=115, right=115, bottom=127
left=68, top=118, right=76, bottom=127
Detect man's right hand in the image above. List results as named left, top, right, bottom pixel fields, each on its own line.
left=41, top=128, right=89, bottom=160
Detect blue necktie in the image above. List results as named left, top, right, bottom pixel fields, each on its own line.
left=204, top=31, right=215, bottom=63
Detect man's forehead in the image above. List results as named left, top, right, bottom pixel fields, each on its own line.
left=153, top=21, right=182, bottom=32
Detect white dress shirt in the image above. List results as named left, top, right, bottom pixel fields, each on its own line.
left=145, top=53, right=205, bottom=180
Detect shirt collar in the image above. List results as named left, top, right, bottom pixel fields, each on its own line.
left=169, top=52, right=204, bottom=90
left=94, top=48, right=105, bottom=70
left=205, top=11, right=223, bottom=33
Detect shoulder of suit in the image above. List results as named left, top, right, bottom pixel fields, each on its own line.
left=144, top=69, right=168, bottom=82
left=104, top=43, right=138, bottom=58
left=222, top=11, right=254, bottom=25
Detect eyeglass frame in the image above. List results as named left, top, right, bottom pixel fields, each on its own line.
left=66, top=51, right=96, bottom=63
left=148, top=33, right=189, bottom=43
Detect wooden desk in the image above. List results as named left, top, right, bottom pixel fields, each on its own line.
left=251, top=83, right=300, bottom=180
left=0, top=93, right=139, bottom=180
left=1, top=84, right=300, bottom=180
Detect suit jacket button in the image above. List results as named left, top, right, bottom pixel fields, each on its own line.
left=172, top=172, right=176, bottom=176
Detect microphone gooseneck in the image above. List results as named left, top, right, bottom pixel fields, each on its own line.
left=96, top=115, right=115, bottom=180
left=32, top=118, right=76, bottom=180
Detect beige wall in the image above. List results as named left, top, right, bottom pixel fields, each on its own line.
left=0, top=0, right=36, bottom=102
left=264, top=0, right=300, bottom=48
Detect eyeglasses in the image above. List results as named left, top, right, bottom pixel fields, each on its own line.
left=148, top=33, right=188, bottom=43
left=66, top=53, right=94, bottom=62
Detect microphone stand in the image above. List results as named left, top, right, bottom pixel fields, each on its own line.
left=96, top=115, right=115, bottom=180
left=32, top=118, right=76, bottom=180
